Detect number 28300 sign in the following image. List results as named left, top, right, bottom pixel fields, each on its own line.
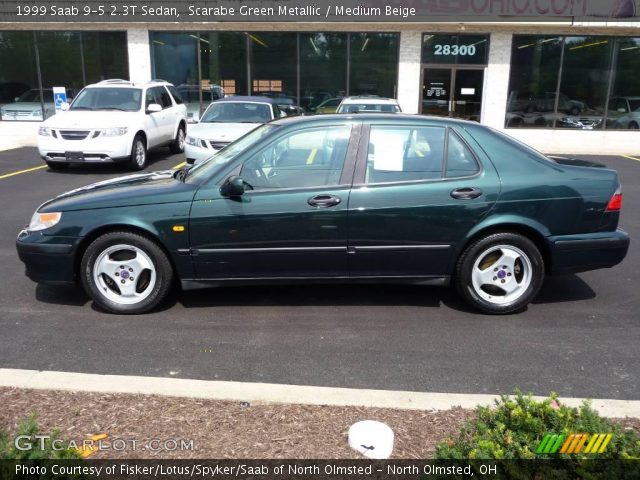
left=434, top=44, right=477, bottom=56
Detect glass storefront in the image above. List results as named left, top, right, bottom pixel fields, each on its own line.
left=151, top=31, right=399, bottom=117
left=0, top=31, right=128, bottom=121
left=506, top=35, right=640, bottom=130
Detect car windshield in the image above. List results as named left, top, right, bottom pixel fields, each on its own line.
left=186, top=124, right=277, bottom=183
left=200, top=102, right=272, bottom=123
left=70, top=88, right=142, bottom=111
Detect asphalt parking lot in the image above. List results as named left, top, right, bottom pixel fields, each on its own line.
left=0, top=147, right=638, bottom=400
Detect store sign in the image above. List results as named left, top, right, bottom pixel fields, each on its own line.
left=423, top=35, right=489, bottom=65
left=52, top=87, right=67, bottom=114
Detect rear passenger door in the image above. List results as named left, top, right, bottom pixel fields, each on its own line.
left=347, top=122, right=500, bottom=279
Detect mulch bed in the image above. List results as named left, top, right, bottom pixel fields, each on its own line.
left=1, top=387, right=638, bottom=459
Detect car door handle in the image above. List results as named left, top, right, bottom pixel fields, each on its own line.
left=450, top=187, right=482, bottom=200
left=308, top=194, right=341, bottom=208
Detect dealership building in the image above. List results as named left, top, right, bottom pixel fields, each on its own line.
left=1, top=6, right=639, bottom=153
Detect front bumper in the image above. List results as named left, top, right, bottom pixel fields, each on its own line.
left=185, top=143, right=220, bottom=165
left=546, top=228, right=630, bottom=275
left=37, top=132, right=133, bottom=164
left=16, top=230, right=80, bottom=285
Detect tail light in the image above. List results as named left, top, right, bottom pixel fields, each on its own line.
left=606, top=186, right=623, bottom=212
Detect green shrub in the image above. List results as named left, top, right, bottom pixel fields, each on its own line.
left=436, top=391, right=640, bottom=478
left=0, top=413, right=80, bottom=460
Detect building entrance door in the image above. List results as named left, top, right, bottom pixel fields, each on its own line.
left=421, top=67, right=484, bottom=122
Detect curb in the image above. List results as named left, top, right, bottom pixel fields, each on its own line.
left=1, top=368, right=639, bottom=418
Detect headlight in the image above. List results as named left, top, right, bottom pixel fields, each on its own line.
left=38, top=126, right=52, bottom=136
left=28, top=211, right=62, bottom=231
left=186, top=136, right=204, bottom=147
left=96, top=127, right=128, bottom=137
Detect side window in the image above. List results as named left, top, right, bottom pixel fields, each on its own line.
left=446, top=130, right=480, bottom=178
left=167, top=85, right=184, bottom=105
left=366, top=126, right=445, bottom=184
left=240, top=126, right=352, bottom=190
left=155, top=86, right=173, bottom=109
left=144, top=89, right=156, bottom=109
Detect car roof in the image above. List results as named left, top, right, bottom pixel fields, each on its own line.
left=271, top=113, right=482, bottom=127
left=84, top=79, right=173, bottom=89
left=214, top=96, right=278, bottom=105
left=340, top=96, right=399, bottom=104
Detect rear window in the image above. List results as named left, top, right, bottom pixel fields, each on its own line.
left=338, top=103, right=400, bottom=114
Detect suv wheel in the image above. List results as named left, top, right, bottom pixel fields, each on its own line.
left=170, top=124, right=186, bottom=154
left=80, top=231, right=174, bottom=314
left=129, top=134, right=147, bottom=170
left=455, top=233, right=544, bottom=314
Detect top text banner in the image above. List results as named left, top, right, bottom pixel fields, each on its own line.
left=1, top=0, right=638, bottom=23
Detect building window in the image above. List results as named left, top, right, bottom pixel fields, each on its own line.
left=0, top=31, right=127, bottom=122
left=506, top=35, right=640, bottom=130
left=151, top=31, right=399, bottom=117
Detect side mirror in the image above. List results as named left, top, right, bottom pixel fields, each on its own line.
left=147, top=103, right=162, bottom=114
left=61, top=102, right=70, bottom=111
left=220, top=175, right=246, bottom=197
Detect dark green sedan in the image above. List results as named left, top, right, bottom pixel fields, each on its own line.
left=16, top=114, right=629, bottom=314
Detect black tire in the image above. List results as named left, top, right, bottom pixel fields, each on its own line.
left=129, top=134, right=147, bottom=171
left=455, top=232, right=545, bottom=314
left=46, top=161, right=68, bottom=171
left=629, top=122, right=639, bottom=130
left=80, top=231, right=174, bottom=314
left=170, top=124, right=186, bottom=154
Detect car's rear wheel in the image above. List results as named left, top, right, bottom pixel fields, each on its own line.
left=170, top=124, right=186, bottom=154
left=80, top=231, right=174, bottom=314
left=129, top=134, right=147, bottom=171
left=46, top=161, right=68, bottom=171
left=629, top=121, right=639, bottom=130
left=455, top=232, right=544, bottom=314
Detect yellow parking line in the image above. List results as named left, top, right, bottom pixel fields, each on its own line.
left=0, top=165, right=47, bottom=180
left=621, top=155, right=640, bottom=163
left=173, top=161, right=186, bottom=169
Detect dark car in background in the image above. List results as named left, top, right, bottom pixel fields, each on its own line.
left=17, top=115, right=629, bottom=315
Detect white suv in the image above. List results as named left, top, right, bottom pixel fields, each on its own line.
left=37, top=79, right=187, bottom=170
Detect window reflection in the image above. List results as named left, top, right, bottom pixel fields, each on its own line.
left=350, top=33, right=399, bottom=97
left=300, top=33, right=347, bottom=113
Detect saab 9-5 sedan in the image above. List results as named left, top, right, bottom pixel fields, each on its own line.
left=17, top=114, right=629, bottom=314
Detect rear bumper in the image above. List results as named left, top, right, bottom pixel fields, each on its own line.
left=547, top=228, right=630, bottom=275
left=16, top=230, right=79, bottom=285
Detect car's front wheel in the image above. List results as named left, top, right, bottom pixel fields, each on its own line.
left=129, top=134, right=147, bottom=171
left=170, top=124, right=186, bottom=154
left=80, top=231, right=174, bottom=314
left=455, top=232, right=544, bottom=314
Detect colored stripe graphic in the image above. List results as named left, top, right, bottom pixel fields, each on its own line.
left=537, top=433, right=612, bottom=455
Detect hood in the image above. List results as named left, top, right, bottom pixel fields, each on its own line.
left=188, top=122, right=261, bottom=141
left=40, top=170, right=197, bottom=212
left=43, top=110, right=139, bottom=129
left=547, top=156, right=606, bottom=168
left=2, top=102, right=49, bottom=111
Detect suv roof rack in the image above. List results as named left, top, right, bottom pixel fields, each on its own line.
left=98, top=79, right=132, bottom=84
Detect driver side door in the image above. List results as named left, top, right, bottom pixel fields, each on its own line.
left=188, top=123, right=358, bottom=279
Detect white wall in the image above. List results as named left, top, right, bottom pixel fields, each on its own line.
left=396, top=31, right=422, bottom=114
left=127, top=29, right=152, bottom=83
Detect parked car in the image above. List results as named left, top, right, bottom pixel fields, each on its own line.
left=185, top=96, right=280, bottom=165
left=0, top=88, right=76, bottom=121
left=36, top=79, right=187, bottom=171
left=176, top=84, right=225, bottom=123
left=507, top=91, right=584, bottom=116
left=256, top=92, right=303, bottom=116
left=336, top=96, right=401, bottom=113
left=313, top=97, right=342, bottom=114
left=17, top=114, right=629, bottom=315
left=606, top=96, right=640, bottom=129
